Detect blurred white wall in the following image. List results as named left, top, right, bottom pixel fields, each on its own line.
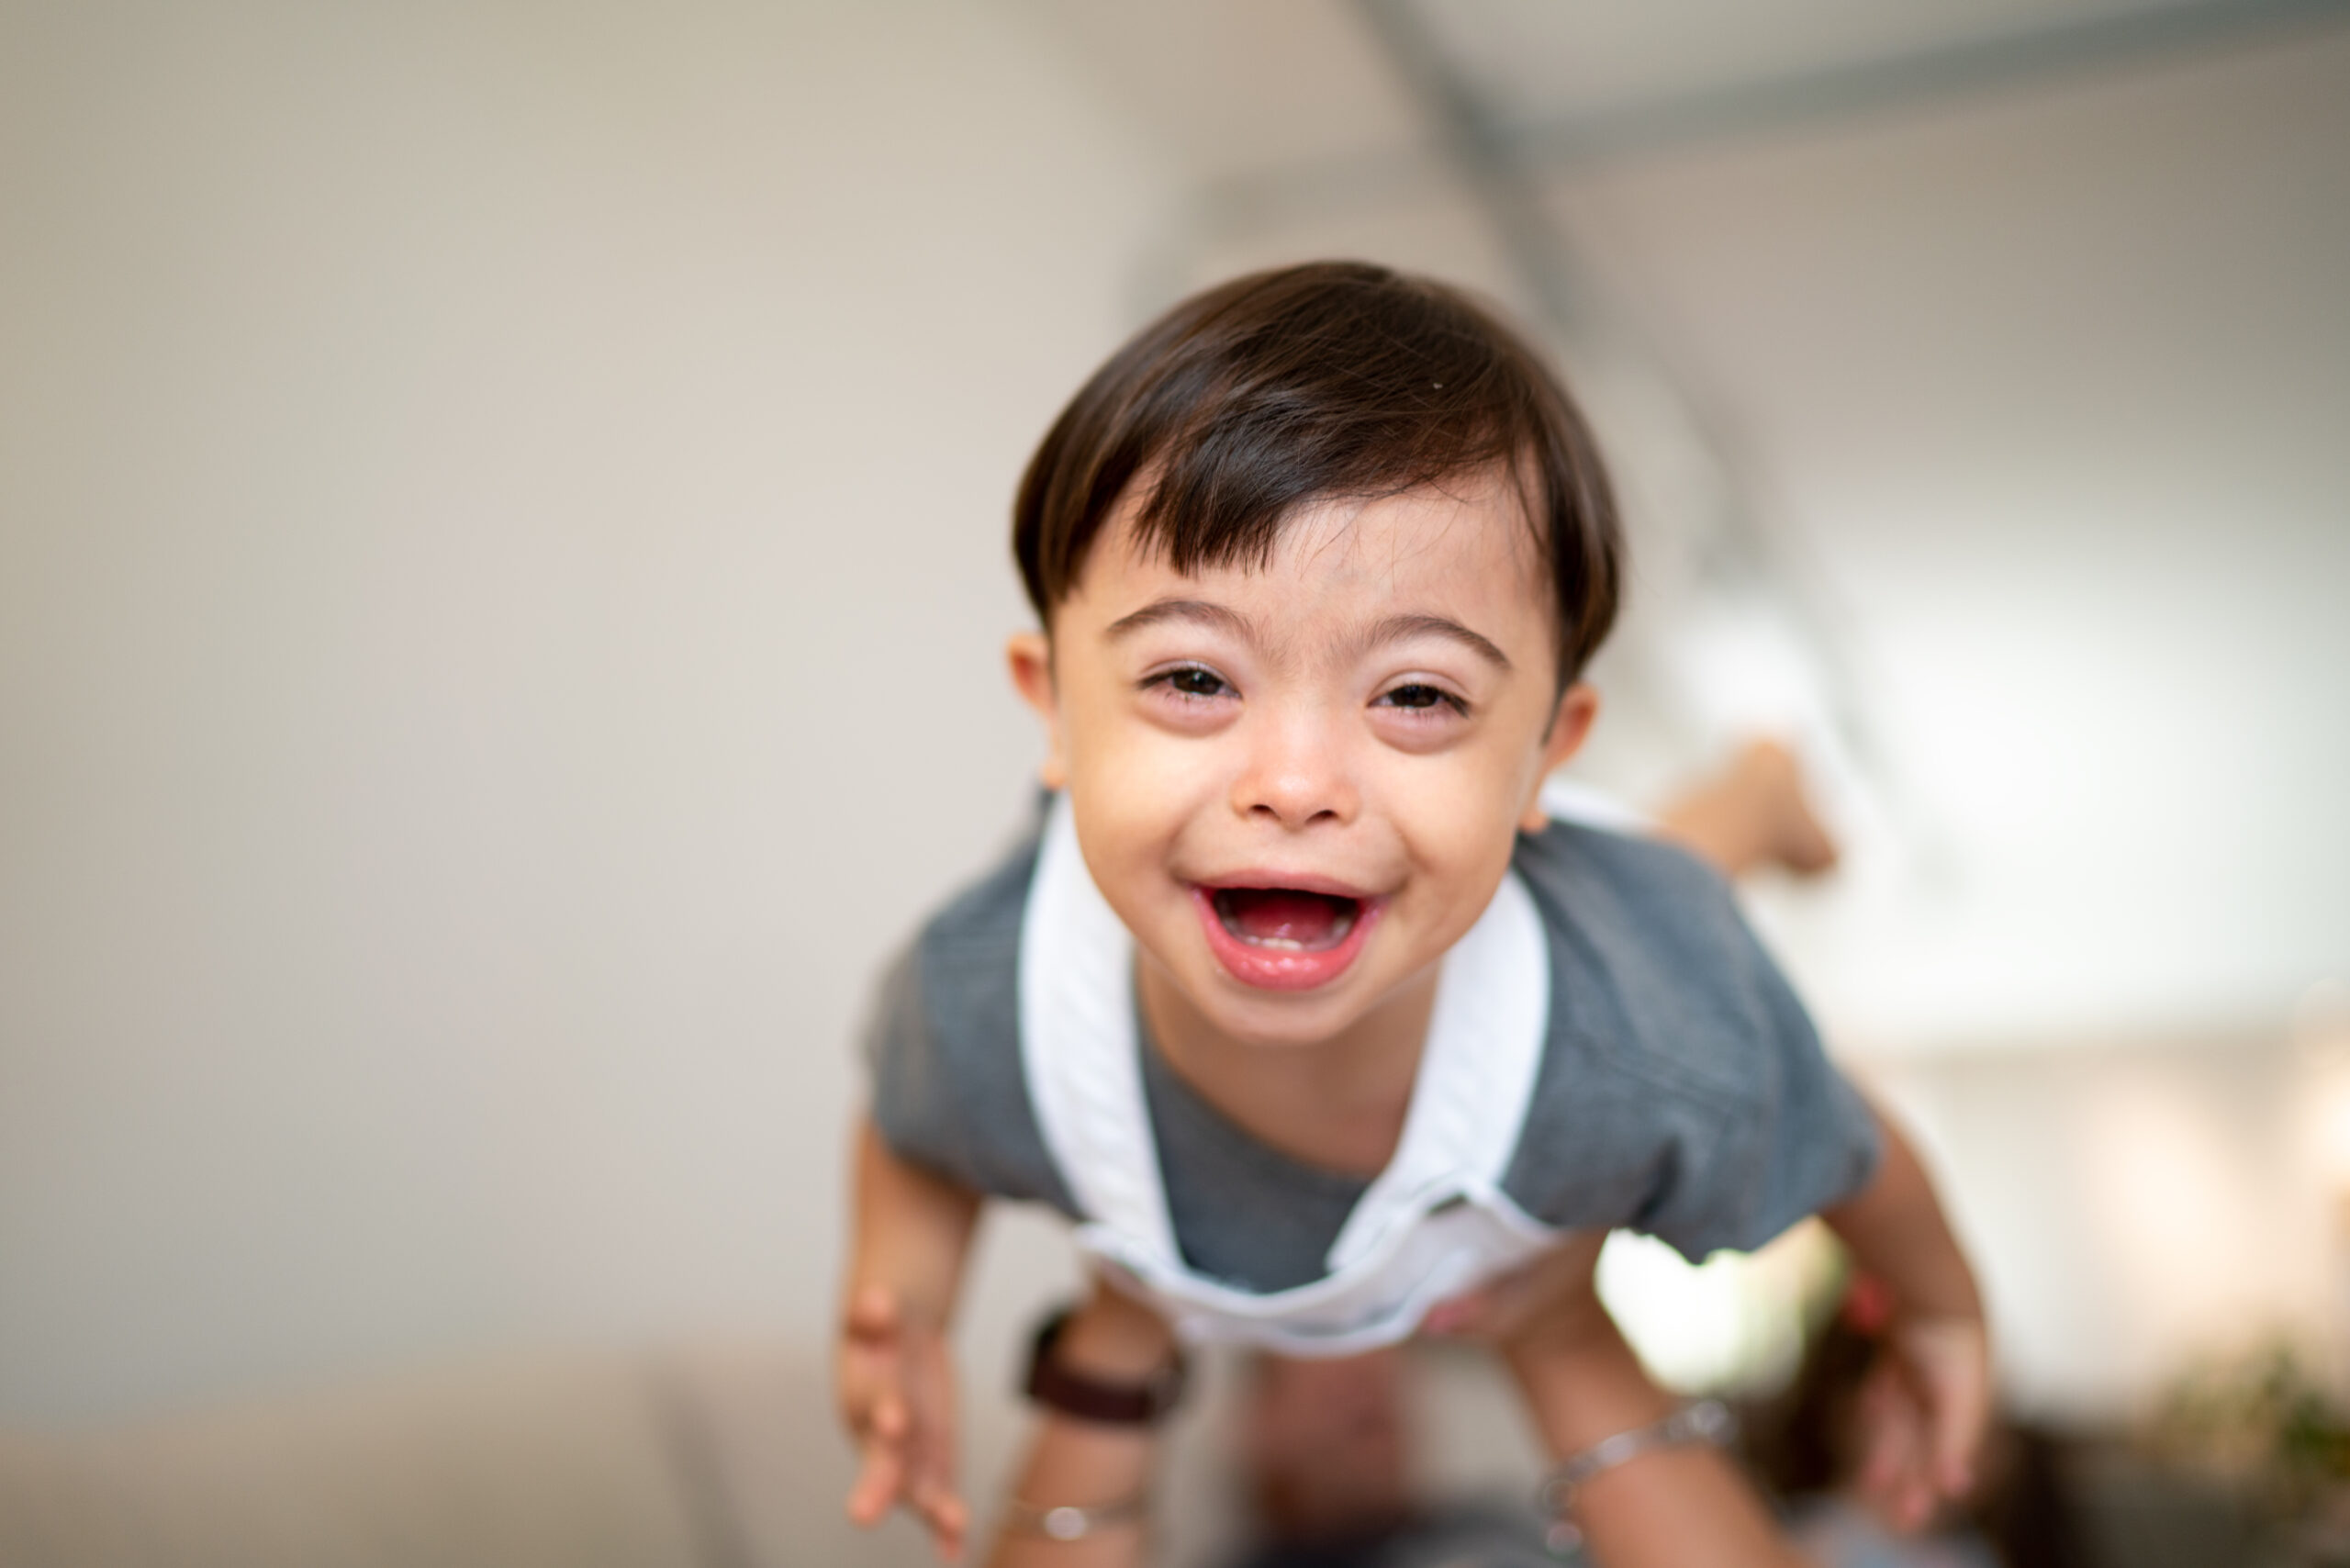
left=0, top=0, right=1166, bottom=1422
left=1540, top=28, right=2350, bottom=1051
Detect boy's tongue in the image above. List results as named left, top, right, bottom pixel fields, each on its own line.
left=1213, top=888, right=1357, bottom=949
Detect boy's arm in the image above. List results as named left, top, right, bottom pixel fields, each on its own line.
left=1821, top=1104, right=1992, bottom=1529
left=1434, top=1234, right=1810, bottom=1568
left=839, top=1114, right=982, bottom=1561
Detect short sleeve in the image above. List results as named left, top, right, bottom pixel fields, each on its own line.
left=1633, top=913, right=1881, bottom=1260
left=857, top=839, right=1079, bottom=1215
left=1502, top=823, right=1881, bottom=1264
left=861, top=942, right=970, bottom=1182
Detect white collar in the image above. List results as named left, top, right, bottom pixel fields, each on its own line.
left=1016, top=793, right=1550, bottom=1287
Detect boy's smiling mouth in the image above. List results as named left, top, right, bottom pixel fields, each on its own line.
left=1211, top=887, right=1359, bottom=949
left=1190, top=881, right=1383, bottom=991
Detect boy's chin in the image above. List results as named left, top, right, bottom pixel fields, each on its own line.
left=1134, top=913, right=1421, bottom=1050
left=1207, top=1003, right=1366, bottom=1050
left=1170, top=958, right=1391, bottom=1049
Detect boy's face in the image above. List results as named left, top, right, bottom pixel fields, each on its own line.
left=1009, top=474, right=1595, bottom=1049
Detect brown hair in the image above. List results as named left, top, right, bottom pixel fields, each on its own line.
left=1012, top=261, right=1623, bottom=688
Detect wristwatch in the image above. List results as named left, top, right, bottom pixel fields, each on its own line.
left=1021, top=1305, right=1189, bottom=1426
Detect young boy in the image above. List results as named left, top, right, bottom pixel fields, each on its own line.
left=837, top=262, right=1987, bottom=1561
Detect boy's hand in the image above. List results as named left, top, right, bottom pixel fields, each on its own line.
left=838, top=1283, right=968, bottom=1560
left=1852, top=1313, right=1991, bottom=1533
left=1822, top=1106, right=1993, bottom=1533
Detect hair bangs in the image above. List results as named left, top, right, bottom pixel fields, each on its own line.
left=1013, top=262, right=1620, bottom=689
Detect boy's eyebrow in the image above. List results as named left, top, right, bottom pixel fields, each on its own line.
left=1105, top=600, right=1512, bottom=671
left=1359, top=613, right=1513, bottom=671
left=1102, top=598, right=1255, bottom=642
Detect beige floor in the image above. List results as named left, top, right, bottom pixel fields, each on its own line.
left=1, top=1344, right=936, bottom=1568
left=0, top=1338, right=1547, bottom=1568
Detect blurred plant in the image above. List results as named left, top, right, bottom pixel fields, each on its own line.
left=2149, top=1340, right=2350, bottom=1561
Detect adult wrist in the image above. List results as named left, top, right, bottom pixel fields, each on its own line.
left=1023, top=1304, right=1187, bottom=1426
left=1536, top=1399, right=1740, bottom=1557
left=1002, top=1490, right=1151, bottom=1541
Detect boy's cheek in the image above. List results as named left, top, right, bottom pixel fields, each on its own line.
left=1382, top=763, right=1527, bottom=862
left=1066, top=736, right=1223, bottom=835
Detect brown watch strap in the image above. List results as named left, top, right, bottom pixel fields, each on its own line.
left=1022, top=1307, right=1188, bottom=1426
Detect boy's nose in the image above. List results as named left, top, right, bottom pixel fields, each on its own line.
left=1232, top=715, right=1359, bottom=830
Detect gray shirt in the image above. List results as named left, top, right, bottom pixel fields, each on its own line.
left=863, top=812, right=1879, bottom=1293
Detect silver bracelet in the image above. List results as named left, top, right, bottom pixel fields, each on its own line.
left=1536, top=1399, right=1737, bottom=1555
left=1002, top=1490, right=1150, bottom=1541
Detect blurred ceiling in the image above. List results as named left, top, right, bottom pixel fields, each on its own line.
left=1022, top=0, right=2348, bottom=191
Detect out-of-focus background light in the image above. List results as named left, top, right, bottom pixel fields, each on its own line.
left=2, top=3, right=2345, bottom=1563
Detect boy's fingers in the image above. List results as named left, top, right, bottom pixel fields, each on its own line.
left=838, top=1289, right=961, bottom=1544
left=914, top=1482, right=969, bottom=1536
left=917, top=1488, right=968, bottom=1563
left=1862, top=1432, right=1907, bottom=1501
left=908, top=1416, right=962, bottom=1541
left=1890, top=1440, right=1938, bottom=1532
left=901, top=1462, right=964, bottom=1562
left=1856, top=1367, right=1905, bottom=1484
left=1855, top=1371, right=1931, bottom=1527
left=840, top=1371, right=906, bottom=1442
left=1902, top=1320, right=1989, bottom=1496
left=845, top=1442, right=904, bottom=1525
left=917, top=1428, right=957, bottom=1504
left=1930, top=1371, right=1987, bottom=1495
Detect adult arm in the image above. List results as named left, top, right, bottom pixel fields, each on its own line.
left=1435, top=1233, right=1812, bottom=1568
left=983, top=1281, right=1174, bottom=1568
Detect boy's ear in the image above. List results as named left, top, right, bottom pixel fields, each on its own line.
left=1519, top=682, right=1601, bottom=834
left=1004, top=632, right=1068, bottom=791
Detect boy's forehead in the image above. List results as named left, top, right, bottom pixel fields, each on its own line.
left=1084, top=474, right=1546, bottom=605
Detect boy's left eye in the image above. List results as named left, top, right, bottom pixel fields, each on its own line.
left=1143, top=665, right=1233, bottom=701
left=1164, top=666, right=1228, bottom=699
left=1377, top=683, right=1464, bottom=714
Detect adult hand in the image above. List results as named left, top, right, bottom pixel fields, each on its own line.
left=839, top=1282, right=968, bottom=1560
